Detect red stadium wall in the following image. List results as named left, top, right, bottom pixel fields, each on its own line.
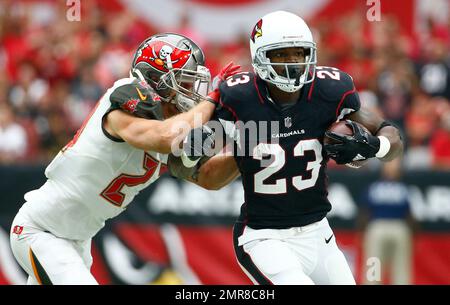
left=1, top=168, right=450, bottom=285
left=2, top=225, right=450, bottom=285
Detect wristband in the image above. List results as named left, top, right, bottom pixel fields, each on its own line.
left=375, top=136, right=391, bottom=158
left=206, top=90, right=220, bottom=104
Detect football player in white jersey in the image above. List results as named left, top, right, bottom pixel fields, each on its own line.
left=9, top=33, right=240, bottom=285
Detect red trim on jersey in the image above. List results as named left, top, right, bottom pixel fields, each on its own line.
left=307, top=70, right=316, bottom=102
left=253, top=75, right=265, bottom=105
left=63, top=100, right=102, bottom=151
left=218, top=99, right=240, bottom=122
left=335, top=88, right=356, bottom=118
left=307, top=79, right=315, bottom=102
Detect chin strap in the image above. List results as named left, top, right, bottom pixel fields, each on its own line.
left=294, top=74, right=301, bottom=86
left=131, top=68, right=146, bottom=83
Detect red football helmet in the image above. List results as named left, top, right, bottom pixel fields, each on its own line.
left=131, top=33, right=210, bottom=112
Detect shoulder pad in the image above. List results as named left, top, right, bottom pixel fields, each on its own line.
left=109, top=78, right=164, bottom=120
left=218, top=72, right=256, bottom=107
left=313, top=66, right=355, bottom=102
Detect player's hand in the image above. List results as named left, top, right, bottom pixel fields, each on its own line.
left=207, top=62, right=241, bottom=104
left=181, top=125, right=215, bottom=168
left=324, top=120, right=380, bottom=164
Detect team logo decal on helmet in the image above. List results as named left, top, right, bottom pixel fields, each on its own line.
left=251, top=19, right=263, bottom=43
left=135, top=40, right=192, bottom=72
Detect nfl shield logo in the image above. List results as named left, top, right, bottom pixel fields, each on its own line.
left=284, top=117, right=292, bottom=128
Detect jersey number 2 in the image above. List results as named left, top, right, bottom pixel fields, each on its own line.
left=100, top=153, right=160, bottom=207
left=316, top=66, right=341, bottom=80
left=253, top=139, right=322, bottom=194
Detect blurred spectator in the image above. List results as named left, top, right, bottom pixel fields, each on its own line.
left=34, top=81, right=76, bottom=160
left=172, top=11, right=207, bottom=51
left=0, top=0, right=449, bottom=168
left=403, top=93, right=437, bottom=170
left=8, top=61, right=49, bottom=117
left=417, top=37, right=450, bottom=100
left=358, top=158, right=417, bottom=285
left=430, top=100, right=450, bottom=169
left=93, top=11, right=139, bottom=88
left=69, top=63, right=103, bottom=125
left=372, top=51, right=416, bottom=130
left=0, top=103, right=28, bottom=163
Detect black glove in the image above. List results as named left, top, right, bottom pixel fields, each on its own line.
left=324, top=120, right=380, bottom=164
left=181, top=125, right=215, bottom=168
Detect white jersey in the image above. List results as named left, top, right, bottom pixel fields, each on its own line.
left=21, top=78, right=168, bottom=241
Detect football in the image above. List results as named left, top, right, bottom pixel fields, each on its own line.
left=324, top=120, right=354, bottom=144
left=324, top=120, right=371, bottom=168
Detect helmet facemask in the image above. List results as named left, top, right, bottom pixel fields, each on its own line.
left=253, top=41, right=317, bottom=92
left=158, top=62, right=211, bottom=112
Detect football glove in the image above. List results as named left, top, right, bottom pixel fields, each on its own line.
left=181, top=125, right=215, bottom=168
left=324, top=120, right=380, bottom=164
left=207, top=62, right=241, bottom=104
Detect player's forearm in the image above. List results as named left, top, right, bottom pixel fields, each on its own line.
left=347, top=109, right=403, bottom=162
left=116, top=101, right=215, bottom=154
left=375, top=126, right=403, bottom=161
left=156, top=101, right=216, bottom=152
left=167, top=152, right=239, bottom=190
left=195, top=154, right=240, bottom=190
left=115, top=118, right=173, bottom=153
left=162, top=101, right=215, bottom=134
left=121, top=101, right=215, bottom=154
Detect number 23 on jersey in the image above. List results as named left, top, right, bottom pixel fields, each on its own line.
left=253, top=139, right=322, bottom=194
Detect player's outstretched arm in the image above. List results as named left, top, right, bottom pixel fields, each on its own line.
left=168, top=145, right=240, bottom=190
left=347, top=108, right=403, bottom=161
left=194, top=151, right=240, bottom=190
left=105, top=100, right=215, bottom=154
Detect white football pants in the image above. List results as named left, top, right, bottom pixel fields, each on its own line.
left=233, top=217, right=356, bottom=285
left=9, top=208, right=98, bottom=285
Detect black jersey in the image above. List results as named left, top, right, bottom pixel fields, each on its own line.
left=214, top=66, right=360, bottom=229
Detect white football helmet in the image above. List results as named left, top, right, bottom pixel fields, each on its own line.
left=250, top=11, right=317, bottom=93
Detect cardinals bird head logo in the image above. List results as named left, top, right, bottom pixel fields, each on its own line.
left=251, top=19, right=263, bottom=43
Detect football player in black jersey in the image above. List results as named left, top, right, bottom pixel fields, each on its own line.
left=174, top=11, right=403, bottom=285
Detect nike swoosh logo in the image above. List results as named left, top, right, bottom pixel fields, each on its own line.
left=136, top=87, right=147, bottom=101
left=325, top=234, right=334, bottom=244
left=353, top=154, right=366, bottom=161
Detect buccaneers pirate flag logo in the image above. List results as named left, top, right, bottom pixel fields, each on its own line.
left=134, top=40, right=192, bottom=72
